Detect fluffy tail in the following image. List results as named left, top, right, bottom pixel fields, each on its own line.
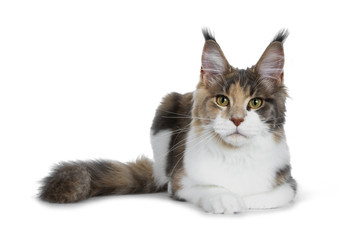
left=39, top=156, right=165, bottom=203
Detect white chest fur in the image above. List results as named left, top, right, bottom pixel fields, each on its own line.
left=183, top=128, right=290, bottom=196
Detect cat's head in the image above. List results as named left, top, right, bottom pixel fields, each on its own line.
left=192, top=29, right=289, bottom=147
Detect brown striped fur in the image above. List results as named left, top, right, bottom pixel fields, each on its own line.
left=275, top=165, right=298, bottom=192
left=40, top=156, right=164, bottom=203
left=151, top=92, right=193, bottom=177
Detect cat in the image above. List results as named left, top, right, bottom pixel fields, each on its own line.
left=39, top=29, right=297, bottom=214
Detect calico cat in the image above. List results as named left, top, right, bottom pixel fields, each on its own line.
left=39, top=29, right=296, bottom=214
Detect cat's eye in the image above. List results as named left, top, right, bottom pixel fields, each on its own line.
left=216, top=95, right=229, bottom=107
left=249, top=98, right=263, bottom=109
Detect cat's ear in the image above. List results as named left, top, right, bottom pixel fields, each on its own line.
left=200, top=31, right=230, bottom=86
left=255, top=41, right=285, bottom=85
left=201, top=41, right=230, bottom=76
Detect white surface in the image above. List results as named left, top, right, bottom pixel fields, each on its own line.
left=1, top=0, right=360, bottom=239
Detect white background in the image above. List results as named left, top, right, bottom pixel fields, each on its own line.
left=1, top=0, right=360, bottom=239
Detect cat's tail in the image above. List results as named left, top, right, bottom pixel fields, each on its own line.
left=39, top=156, right=166, bottom=203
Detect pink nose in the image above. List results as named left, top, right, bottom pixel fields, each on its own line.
left=230, top=118, right=244, bottom=127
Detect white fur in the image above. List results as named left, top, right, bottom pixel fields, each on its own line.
left=243, top=183, right=295, bottom=209
left=150, top=130, right=172, bottom=188
left=177, top=113, right=293, bottom=213
left=213, top=110, right=266, bottom=147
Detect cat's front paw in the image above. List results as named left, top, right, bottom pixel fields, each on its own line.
left=200, top=192, right=245, bottom=214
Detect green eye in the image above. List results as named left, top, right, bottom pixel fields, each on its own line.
left=216, top=95, right=229, bottom=107
left=249, top=98, right=263, bottom=109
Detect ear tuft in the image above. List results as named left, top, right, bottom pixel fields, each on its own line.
left=202, top=28, right=216, bottom=41
left=272, top=29, right=289, bottom=44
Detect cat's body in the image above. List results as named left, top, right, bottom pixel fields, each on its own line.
left=40, top=29, right=296, bottom=214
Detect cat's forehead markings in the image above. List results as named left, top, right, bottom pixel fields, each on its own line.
left=224, top=69, right=247, bottom=93
left=228, top=82, right=241, bottom=96
left=227, top=81, right=249, bottom=103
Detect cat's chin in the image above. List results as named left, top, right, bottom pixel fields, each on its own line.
left=219, top=133, right=248, bottom=147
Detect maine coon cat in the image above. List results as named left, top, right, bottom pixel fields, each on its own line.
left=40, top=29, right=296, bottom=214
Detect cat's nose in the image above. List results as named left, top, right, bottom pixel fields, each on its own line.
left=230, top=118, right=244, bottom=127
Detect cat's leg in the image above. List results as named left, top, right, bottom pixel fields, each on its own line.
left=174, top=175, right=296, bottom=213
left=174, top=176, right=245, bottom=214
left=243, top=181, right=297, bottom=210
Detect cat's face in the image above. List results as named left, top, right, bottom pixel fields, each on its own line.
left=192, top=31, right=288, bottom=147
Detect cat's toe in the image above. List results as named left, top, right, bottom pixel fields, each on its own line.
left=201, top=192, right=244, bottom=214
